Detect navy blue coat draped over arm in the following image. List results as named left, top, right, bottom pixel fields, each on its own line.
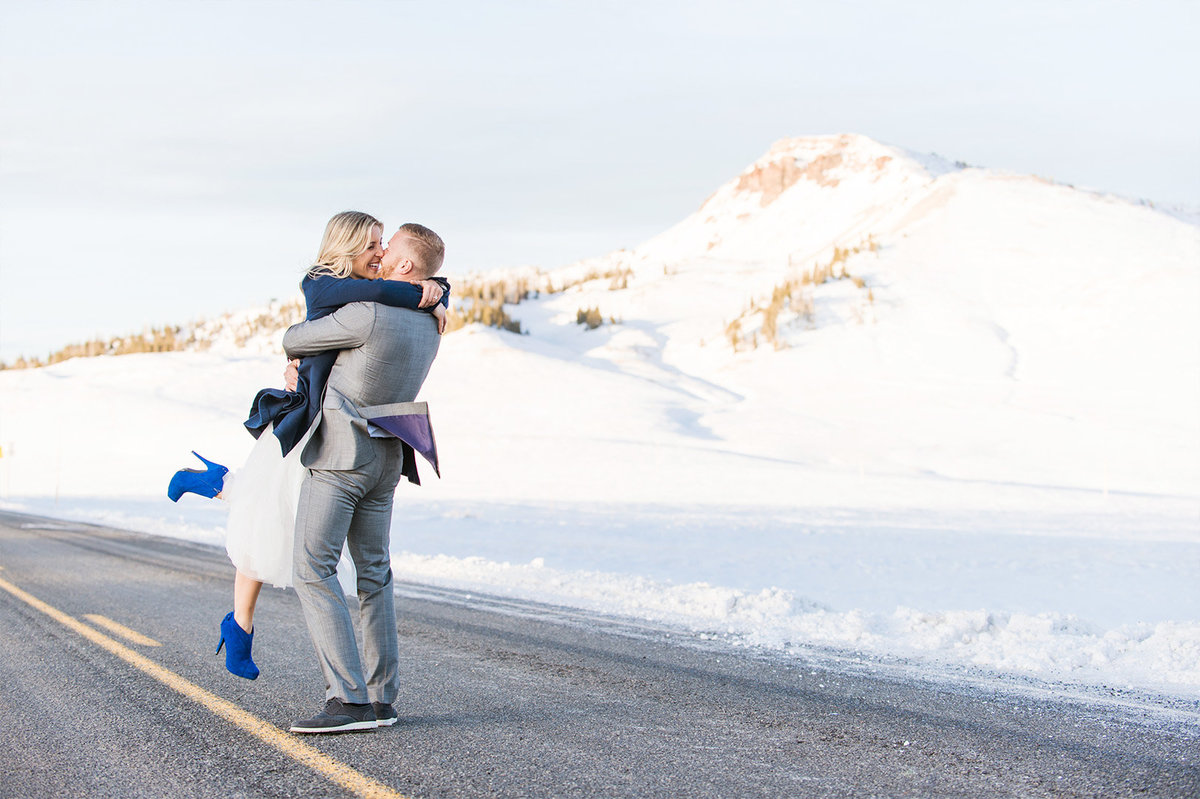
left=244, top=274, right=450, bottom=473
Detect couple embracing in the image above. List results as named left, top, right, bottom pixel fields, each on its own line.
left=168, top=211, right=449, bottom=733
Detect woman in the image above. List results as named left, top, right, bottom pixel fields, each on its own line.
left=168, top=211, right=449, bottom=680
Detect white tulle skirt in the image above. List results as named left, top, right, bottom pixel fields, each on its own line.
left=222, top=424, right=356, bottom=593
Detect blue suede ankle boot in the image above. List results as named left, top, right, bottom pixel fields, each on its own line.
left=167, top=451, right=228, bottom=502
left=215, top=611, right=259, bottom=680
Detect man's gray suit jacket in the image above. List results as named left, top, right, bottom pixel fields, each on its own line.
left=282, top=302, right=441, bottom=471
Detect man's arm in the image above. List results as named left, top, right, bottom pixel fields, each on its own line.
left=283, top=302, right=376, bottom=358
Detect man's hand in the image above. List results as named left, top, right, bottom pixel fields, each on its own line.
left=431, top=304, right=447, bottom=335
left=284, top=359, right=300, bottom=392
left=415, top=279, right=444, bottom=308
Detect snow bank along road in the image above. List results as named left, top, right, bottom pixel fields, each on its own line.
left=1, top=510, right=1197, bottom=799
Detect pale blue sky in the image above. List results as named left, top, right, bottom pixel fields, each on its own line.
left=1, top=0, right=1196, bottom=361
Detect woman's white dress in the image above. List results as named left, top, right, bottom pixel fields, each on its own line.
left=222, top=424, right=356, bottom=592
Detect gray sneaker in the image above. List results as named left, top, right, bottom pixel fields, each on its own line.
left=372, top=702, right=398, bottom=727
left=290, top=699, right=377, bottom=734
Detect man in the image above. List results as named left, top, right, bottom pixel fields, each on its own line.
left=283, top=223, right=446, bottom=733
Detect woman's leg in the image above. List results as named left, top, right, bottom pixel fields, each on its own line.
left=233, top=570, right=263, bottom=633
left=219, top=570, right=262, bottom=680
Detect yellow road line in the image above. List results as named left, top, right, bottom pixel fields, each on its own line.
left=83, top=614, right=162, bottom=646
left=0, top=574, right=410, bottom=799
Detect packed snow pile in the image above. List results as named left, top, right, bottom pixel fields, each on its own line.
left=2, top=134, right=1197, bottom=699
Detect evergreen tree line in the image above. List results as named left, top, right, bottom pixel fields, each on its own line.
left=0, top=325, right=189, bottom=370
left=0, top=264, right=640, bottom=369
left=1, top=298, right=307, bottom=370
left=726, top=235, right=878, bottom=352
left=446, top=263, right=634, bottom=335
left=575, top=307, right=621, bottom=330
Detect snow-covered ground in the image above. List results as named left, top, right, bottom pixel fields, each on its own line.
left=2, top=135, right=1197, bottom=700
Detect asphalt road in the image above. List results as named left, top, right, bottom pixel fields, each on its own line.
left=0, top=508, right=1197, bottom=798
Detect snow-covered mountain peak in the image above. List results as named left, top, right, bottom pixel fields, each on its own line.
left=717, top=133, right=940, bottom=209
left=634, top=134, right=956, bottom=267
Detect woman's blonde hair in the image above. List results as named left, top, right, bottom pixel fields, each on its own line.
left=307, top=211, right=383, bottom=279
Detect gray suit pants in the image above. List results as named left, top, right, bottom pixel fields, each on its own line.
left=293, top=438, right=404, bottom=704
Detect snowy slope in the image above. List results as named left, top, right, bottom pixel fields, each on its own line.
left=1, top=135, right=1198, bottom=698
left=491, top=134, right=1200, bottom=503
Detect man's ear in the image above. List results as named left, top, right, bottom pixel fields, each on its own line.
left=395, top=257, right=416, bottom=276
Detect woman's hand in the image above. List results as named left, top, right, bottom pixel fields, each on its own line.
left=431, top=304, right=447, bottom=335
left=284, top=359, right=300, bottom=392
left=415, top=279, right=444, bottom=308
